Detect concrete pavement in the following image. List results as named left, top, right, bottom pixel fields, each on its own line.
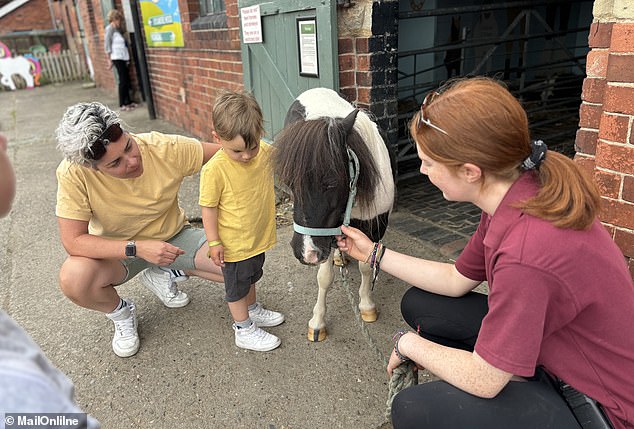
left=0, top=82, right=449, bottom=429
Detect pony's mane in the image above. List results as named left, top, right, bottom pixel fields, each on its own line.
left=273, top=117, right=380, bottom=212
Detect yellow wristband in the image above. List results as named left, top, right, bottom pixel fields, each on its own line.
left=208, top=240, right=222, bottom=247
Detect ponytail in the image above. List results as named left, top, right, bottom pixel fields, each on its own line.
left=411, top=77, right=601, bottom=230
left=516, top=151, right=600, bottom=229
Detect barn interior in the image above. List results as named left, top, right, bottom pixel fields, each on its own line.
left=394, top=0, right=593, bottom=249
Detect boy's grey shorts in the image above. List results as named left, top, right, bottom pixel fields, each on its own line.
left=117, top=226, right=207, bottom=285
left=222, top=253, right=265, bottom=302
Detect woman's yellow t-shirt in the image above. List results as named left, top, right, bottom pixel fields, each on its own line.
left=55, top=132, right=203, bottom=241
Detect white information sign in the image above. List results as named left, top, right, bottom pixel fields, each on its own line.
left=297, top=17, right=318, bottom=77
left=240, top=5, right=263, bottom=44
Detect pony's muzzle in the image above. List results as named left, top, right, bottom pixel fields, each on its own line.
left=291, top=233, right=329, bottom=265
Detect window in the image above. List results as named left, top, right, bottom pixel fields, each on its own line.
left=200, top=0, right=225, bottom=16
left=192, top=0, right=226, bottom=30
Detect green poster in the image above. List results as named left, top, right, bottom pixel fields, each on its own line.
left=140, top=0, right=184, bottom=47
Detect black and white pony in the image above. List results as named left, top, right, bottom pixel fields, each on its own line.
left=273, top=88, right=395, bottom=342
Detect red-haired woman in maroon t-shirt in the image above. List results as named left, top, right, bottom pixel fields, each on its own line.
left=338, top=77, right=634, bottom=429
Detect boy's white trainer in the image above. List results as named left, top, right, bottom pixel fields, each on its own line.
left=233, top=323, right=281, bottom=352
left=248, top=302, right=285, bottom=327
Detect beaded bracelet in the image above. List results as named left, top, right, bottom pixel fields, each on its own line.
left=371, top=241, right=386, bottom=290
left=392, top=329, right=411, bottom=363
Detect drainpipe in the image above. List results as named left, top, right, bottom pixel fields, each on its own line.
left=48, top=0, right=57, bottom=29
left=129, top=0, right=156, bottom=119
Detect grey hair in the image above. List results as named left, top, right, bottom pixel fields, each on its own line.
left=55, top=102, right=121, bottom=165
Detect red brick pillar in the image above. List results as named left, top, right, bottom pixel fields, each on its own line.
left=338, top=1, right=399, bottom=151
left=576, top=20, right=634, bottom=278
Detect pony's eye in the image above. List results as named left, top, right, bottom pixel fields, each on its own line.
left=321, top=180, right=340, bottom=191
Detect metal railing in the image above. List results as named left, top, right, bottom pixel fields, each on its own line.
left=396, top=0, right=592, bottom=181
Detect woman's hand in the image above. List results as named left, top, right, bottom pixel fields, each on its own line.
left=387, top=332, right=423, bottom=376
left=387, top=347, right=407, bottom=377
left=336, top=225, right=375, bottom=262
left=136, top=240, right=185, bottom=266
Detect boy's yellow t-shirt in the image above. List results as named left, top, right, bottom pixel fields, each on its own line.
left=56, top=132, right=203, bottom=241
left=199, top=141, right=276, bottom=262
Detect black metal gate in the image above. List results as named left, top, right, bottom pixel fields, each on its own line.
left=396, top=0, right=593, bottom=181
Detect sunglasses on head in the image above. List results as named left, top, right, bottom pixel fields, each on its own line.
left=417, top=91, right=449, bottom=136
left=83, top=123, right=123, bottom=162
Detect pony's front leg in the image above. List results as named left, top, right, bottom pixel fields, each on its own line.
left=307, top=250, right=334, bottom=342
left=358, top=261, right=377, bottom=322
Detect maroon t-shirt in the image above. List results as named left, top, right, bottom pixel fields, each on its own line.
left=455, top=172, right=634, bottom=429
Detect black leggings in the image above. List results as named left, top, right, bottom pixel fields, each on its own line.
left=392, top=287, right=581, bottom=429
left=112, top=60, right=132, bottom=107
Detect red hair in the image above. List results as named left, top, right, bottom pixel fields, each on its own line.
left=409, top=77, right=600, bottom=230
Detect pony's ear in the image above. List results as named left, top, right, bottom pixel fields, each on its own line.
left=342, top=109, right=359, bottom=134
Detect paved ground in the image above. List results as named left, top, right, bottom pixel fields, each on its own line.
left=0, top=82, right=477, bottom=429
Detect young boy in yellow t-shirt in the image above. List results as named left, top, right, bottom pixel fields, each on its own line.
left=199, top=91, right=284, bottom=351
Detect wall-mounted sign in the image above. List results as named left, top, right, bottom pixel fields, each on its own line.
left=297, top=17, right=318, bottom=77
left=139, top=0, right=184, bottom=47
left=241, top=5, right=263, bottom=44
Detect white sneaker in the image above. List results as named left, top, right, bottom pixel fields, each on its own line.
left=106, top=300, right=139, bottom=357
left=233, top=323, right=281, bottom=352
left=140, top=266, right=190, bottom=308
left=164, top=268, right=189, bottom=283
left=248, top=302, right=285, bottom=327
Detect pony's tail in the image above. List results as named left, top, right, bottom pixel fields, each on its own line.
left=516, top=151, right=601, bottom=230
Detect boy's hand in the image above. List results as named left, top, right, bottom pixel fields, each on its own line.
left=207, top=244, right=225, bottom=267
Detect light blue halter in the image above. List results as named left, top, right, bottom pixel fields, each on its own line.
left=293, top=147, right=360, bottom=236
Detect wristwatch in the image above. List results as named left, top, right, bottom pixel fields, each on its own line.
left=125, top=240, right=136, bottom=258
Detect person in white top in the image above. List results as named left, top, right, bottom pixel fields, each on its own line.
left=104, top=9, right=137, bottom=111
left=1, top=131, right=101, bottom=426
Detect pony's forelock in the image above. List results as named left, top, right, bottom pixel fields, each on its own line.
left=273, top=115, right=380, bottom=212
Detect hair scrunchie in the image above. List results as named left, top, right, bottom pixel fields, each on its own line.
left=522, top=140, right=548, bottom=170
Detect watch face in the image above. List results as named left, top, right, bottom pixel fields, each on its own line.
left=125, top=243, right=136, bottom=257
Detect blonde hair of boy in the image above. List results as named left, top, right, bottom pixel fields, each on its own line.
left=212, top=91, right=264, bottom=150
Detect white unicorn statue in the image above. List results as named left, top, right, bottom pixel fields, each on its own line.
left=0, top=42, right=39, bottom=90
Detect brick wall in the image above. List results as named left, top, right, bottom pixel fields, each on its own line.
left=57, top=0, right=142, bottom=108
left=144, top=0, right=399, bottom=142
left=50, top=0, right=91, bottom=80
left=52, top=2, right=83, bottom=54
left=0, top=0, right=54, bottom=35
left=67, top=0, right=243, bottom=139
left=143, top=0, right=243, bottom=140
left=576, top=21, right=634, bottom=278
left=72, top=0, right=402, bottom=145
left=338, top=0, right=399, bottom=147
left=78, top=0, right=115, bottom=93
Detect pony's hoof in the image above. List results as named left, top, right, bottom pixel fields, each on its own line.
left=360, top=308, right=378, bottom=322
left=307, top=326, right=327, bottom=342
